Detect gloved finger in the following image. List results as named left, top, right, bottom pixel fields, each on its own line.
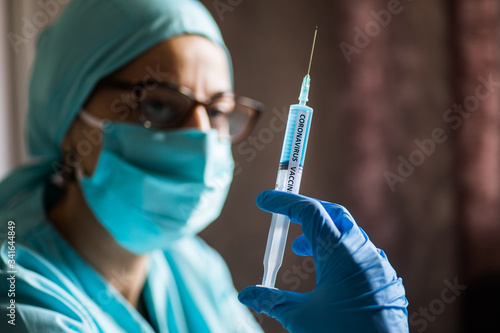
left=351, top=225, right=388, bottom=261
left=257, top=190, right=342, bottom=252
left=318, top=200, right=357, bottom=233
left=238, top=286, right=303, bottom=320
left=377, top=248, right=387, bottom=259
left=292, top=234, right=313, bottom=256
left=357, top=226, right=369, bottom=240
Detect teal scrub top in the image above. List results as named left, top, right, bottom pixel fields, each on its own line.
left=0, top=184, right=263, bottom=332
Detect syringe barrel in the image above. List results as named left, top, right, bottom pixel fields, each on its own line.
left=260, top=104, right=313, bottom=288
left=275, top=104, right=313, bottom=194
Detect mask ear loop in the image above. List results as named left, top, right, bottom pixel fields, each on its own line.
left=79, top=110, right=108, bottom=130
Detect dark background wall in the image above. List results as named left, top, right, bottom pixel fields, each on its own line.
left=199, top=1, right=500, bottom=332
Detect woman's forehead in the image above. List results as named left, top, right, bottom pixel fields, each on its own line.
left=110, top=35, right=232, bottom=97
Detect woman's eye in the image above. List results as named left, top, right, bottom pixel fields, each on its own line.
left=208, top=102, right=233, bottom=118
left=142, top=100, right=177, bottom=122
left=207, top=108, right=225, bottom=118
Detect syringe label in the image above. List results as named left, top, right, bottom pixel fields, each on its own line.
left=286, top=166, right=303, bottom=193
left=286, top=110, right=310, bottom=194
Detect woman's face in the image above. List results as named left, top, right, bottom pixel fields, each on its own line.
left=64, top=35, right=232, bottom=175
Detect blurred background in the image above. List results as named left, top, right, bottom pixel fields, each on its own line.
left=1, top=0, right=499, bottom=332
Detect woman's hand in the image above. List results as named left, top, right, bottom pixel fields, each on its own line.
left=238, top=190, right=409, bottom=333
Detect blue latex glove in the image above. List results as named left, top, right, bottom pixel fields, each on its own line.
left=238, top=190, right=409, bottom=332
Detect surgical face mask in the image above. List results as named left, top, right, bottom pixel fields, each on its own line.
left=77, top=111, right=234, bottom=254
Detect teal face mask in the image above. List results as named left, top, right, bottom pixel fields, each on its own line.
left=77, top=112, right=234, bottom=254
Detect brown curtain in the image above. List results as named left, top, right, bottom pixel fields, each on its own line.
left=200, top=1, right=500, bottom=332
left=454, top=0, right=500, bottom=279
left=453, top=0, right=500, bottom=331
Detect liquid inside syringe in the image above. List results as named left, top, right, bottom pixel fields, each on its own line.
left=261, top=27, right=317, bottom=288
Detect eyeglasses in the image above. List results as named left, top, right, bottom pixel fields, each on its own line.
left=97, top=78, right=263, bottom=143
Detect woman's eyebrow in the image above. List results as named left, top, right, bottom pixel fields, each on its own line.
left=103, top=79, right=235, bottom=99
left=210, top=90, right=234, bottom=98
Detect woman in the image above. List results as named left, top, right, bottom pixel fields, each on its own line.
left=0, top=0, right=409, bottom=332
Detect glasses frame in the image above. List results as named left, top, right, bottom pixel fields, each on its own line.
left=97, top=78, right=263, bottom=143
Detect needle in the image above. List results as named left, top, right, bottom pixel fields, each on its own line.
left=307, top=26, right=318, bottom=76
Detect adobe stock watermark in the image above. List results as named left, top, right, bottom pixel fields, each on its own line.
left=8, top=0, right=70, bottom=54
left=212, top=0, right=244, bottom=22
left=233, top=106, right=288, bottom=176
left=409, top=277, right=467, bottom=332
left=385, top=74, right=500, bottom=192
left=340, top=0, right=411, bottom=64
left=5, top=221, right=17, bottom=326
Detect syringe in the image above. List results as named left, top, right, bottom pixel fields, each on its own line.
left=261, top=27, right=318, bottom=288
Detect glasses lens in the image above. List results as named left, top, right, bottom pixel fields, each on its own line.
left=207, top=95, right=235, bottom=139
left=138, top=87, right=193, bottom=128
left=228, top=97, right=262, bottom=143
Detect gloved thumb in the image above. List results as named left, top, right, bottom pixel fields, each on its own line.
left=238, top=285, right=303, bottom=317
